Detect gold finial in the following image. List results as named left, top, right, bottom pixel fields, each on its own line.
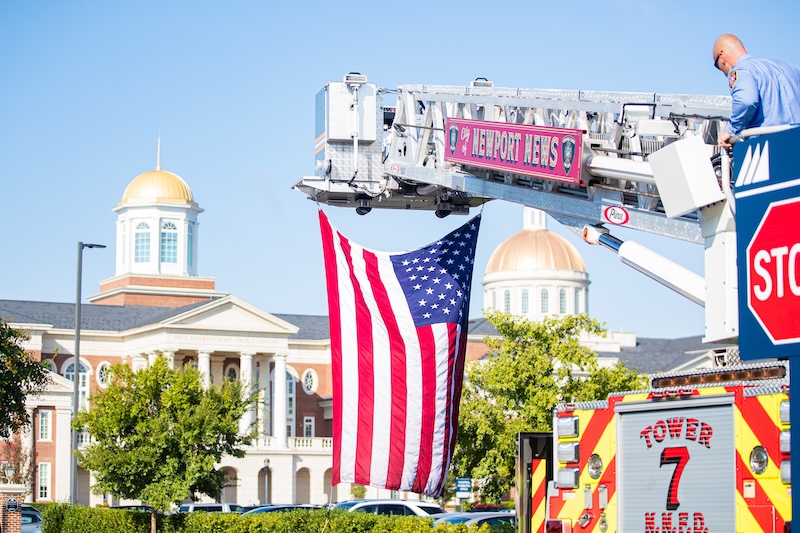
left=156, top=136, right=161, bottom=171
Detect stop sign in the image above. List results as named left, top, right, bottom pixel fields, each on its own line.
left=747, top=197, right=800, bottom=343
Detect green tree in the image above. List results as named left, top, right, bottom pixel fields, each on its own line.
left=350, top=483, right=366, bottom=499
left=453, top=312, right=645, bottom=500
left=73, top=355, right=256, bottom=533
left=0, top=318, right=50, bottom=439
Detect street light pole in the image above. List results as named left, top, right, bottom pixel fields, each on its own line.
left=71, top=241, right=105, bottom=506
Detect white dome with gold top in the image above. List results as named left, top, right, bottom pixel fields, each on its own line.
left=483, top=208, right=590, bottom=320
left=110, top=141, right=204, bottom=280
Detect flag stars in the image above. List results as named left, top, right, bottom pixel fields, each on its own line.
left=443, top=308, right=451, bottom=315
left=438, top=293, right=446, bottom=300
left=445, top=282, right=453, bottom=290
left=413, top=284, right=421, bottom=290
left=433, top=278, right=441, bottom=284
left=426, top=288, right=434, bottom=295
left=418, top=299, right=427, bottom=307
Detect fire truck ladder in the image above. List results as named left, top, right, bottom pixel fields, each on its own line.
left=294, top=75, right=732, bottom=244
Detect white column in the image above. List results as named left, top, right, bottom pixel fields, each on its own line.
left=198, top=351, right=211, bottom=388
left=148, top=351, right=158, bottom=366
left=272, top=354, right=288, bottom=448
left=131, top=354, right=147, bottom=372
left=163, top=350, right=175, bottom=369
left=239, top=352, right=254, bottom=435
left=26, top=408, right=35, bottom=494
left=257, top=357, right=269, bottom=438
left=26, top=409, right=35, bottom=451
left=55, top=406, right=73, bottom=501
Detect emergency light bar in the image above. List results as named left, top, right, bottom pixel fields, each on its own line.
left=650, top=365, right=786, bottom=389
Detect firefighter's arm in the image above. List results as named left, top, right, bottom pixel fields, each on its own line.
left=727, top=69, right=760, bottom=135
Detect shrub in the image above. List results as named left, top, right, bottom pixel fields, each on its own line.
left=42, top=505, right=496, bottom=533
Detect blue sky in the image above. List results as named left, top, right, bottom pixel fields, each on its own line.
left=2, top=1, right=798, bottom=339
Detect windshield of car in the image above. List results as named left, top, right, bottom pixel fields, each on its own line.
left=437, top=515, right=472, bottom=524
left=334, top=500, right=361, bottom=510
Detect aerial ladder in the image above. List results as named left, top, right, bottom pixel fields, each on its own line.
left=293, top=73, right=737, bottom=344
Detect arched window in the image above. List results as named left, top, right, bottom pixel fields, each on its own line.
left=521, top=289, right=529, bottom=314
left=302, top=369, right=318, bottom=395
left=96, top=361, right=112, bottom=389
left=160, top=221, right=178, bottom=263
left=503, top=290, right=511, bottom=313
left=559, top=289, right=567, bottom=313
left=187, top=223, right=194, bottom=268
left=541, top=289, right=549, bottom=313
left=64, top=361, right=90, bottom=410
left=225, top=365, right=239, bottom=381
left=574, top=288, right=581, bottom=314
left=134, top=222, right=150, bottom=263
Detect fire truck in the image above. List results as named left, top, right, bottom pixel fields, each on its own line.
left=545, top=360, right=790, bottom=533
left=293, top=74, right=793, bottom=533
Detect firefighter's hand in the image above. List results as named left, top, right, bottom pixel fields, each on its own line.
left=718, top=131, right=733, bottom=149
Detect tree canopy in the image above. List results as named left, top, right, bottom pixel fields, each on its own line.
left=0, top=318, right=50, bottom=439
left=453, top=312, right=646, bottom=500
left=74, top=356, right=256, bottom=516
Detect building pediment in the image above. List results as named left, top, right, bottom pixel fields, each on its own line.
left=159, top=295, right=299, bottom=336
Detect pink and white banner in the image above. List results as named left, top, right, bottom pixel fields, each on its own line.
left=444, top=118, right=584, bottom=185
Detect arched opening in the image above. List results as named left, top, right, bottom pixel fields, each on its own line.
left=220, top=467, right=238, bottom=503
left=323, top=468, right=336, bottom=503
left=258, top=466, right=271, bottom=504
left=296, top=467, right=311, bottom=504
left=77, top=466, right=91, bottom=505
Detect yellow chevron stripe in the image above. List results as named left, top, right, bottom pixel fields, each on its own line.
left=735, top=489, right=769, bottom=533
left=531, top=460, right=547, bottom=533
left=735, top=399, right=791, bottom=521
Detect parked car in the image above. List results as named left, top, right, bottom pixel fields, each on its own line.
left=110, top=505, right=154, bottom=513
left=348, top=499, right=445, bottom=517
left=21, top=510, right=43, bottom=533
left=329, top=500, right=363, bottom=510
left=178, top=502, right=243, bottom=513
left=240, top=504, right=319, bottom=516
left=433, top=511, right=517, bottom=531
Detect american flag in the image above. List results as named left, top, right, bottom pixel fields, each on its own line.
left=319, top=210, right=481, bottom=497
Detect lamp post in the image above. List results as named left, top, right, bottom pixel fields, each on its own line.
left=71, top=242, right=105, bottom=506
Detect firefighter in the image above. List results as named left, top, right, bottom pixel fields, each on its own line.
left=712, top=34, right=800, bottom=148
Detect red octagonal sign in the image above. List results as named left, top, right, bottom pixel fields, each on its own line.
left=747, top=197, right=800, bottom=344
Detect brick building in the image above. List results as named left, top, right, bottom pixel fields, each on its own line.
left=0, top=160, right=715, bottom=507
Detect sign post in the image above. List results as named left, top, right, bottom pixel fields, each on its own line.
left=734, top=125, right=800, bottom=527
